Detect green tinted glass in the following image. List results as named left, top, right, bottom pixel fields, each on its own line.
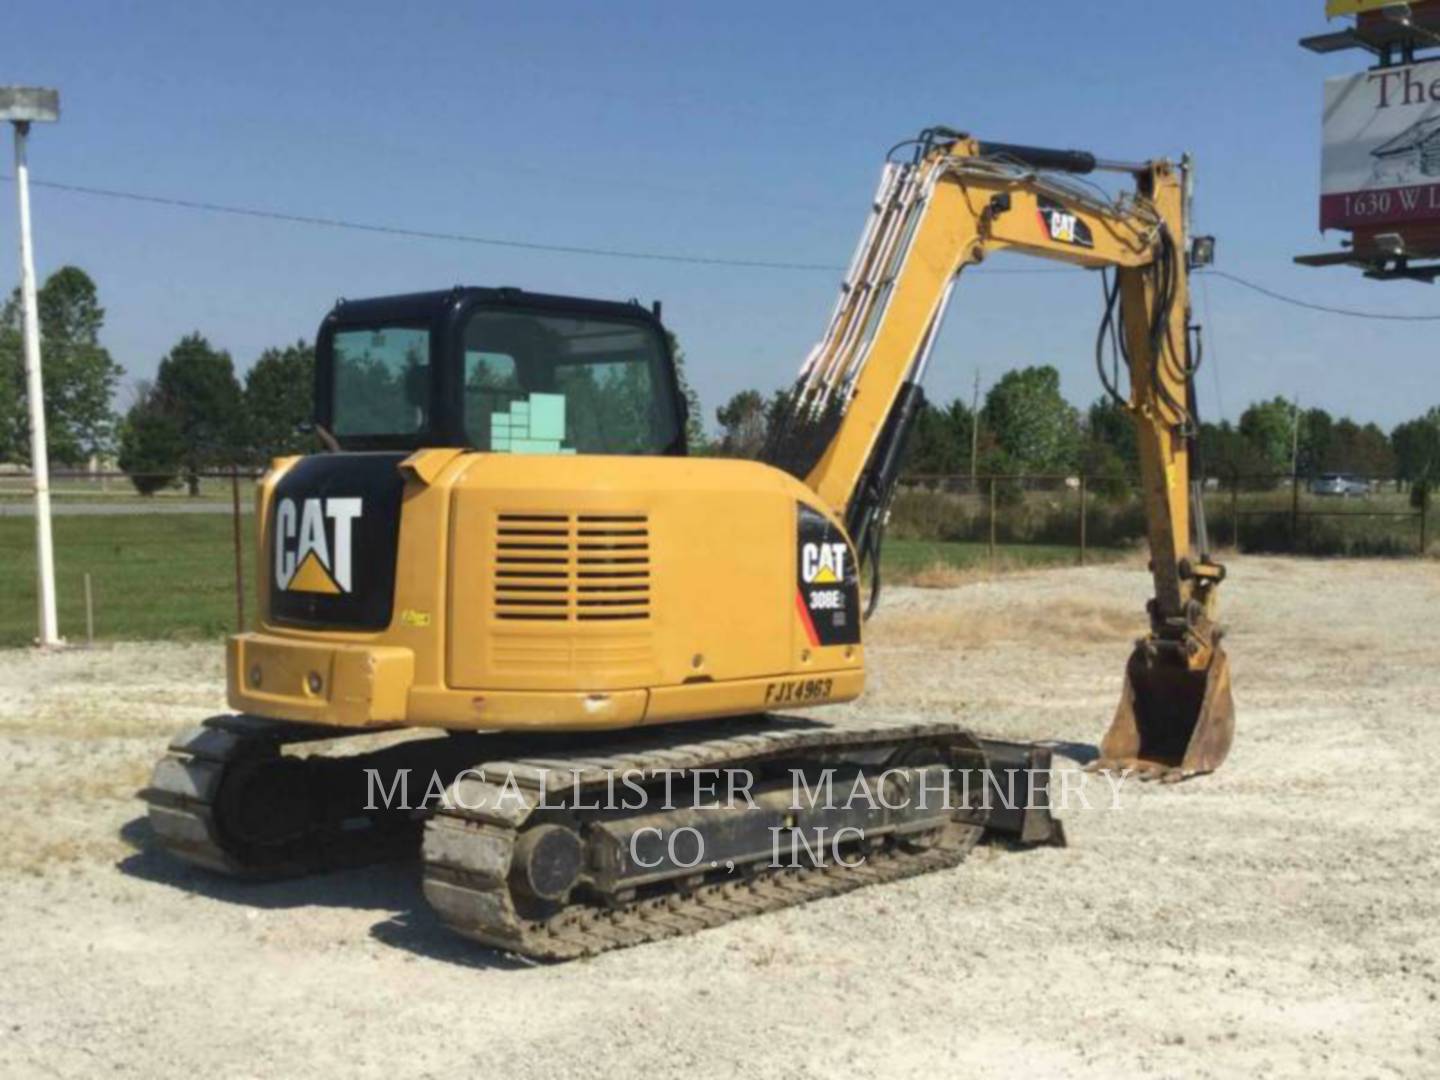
left=332, top=326, right=430, bottom=436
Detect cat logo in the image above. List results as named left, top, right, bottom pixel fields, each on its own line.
left=801, top=541, right=847, bottom=585
left=273, top=496, right=362, bottom=595
left=1047, top=211, right=1079, bottom=242
left=1038, top=198, right=1094, bottom=249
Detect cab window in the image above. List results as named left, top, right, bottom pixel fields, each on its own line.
left=331, top=325, right=430, bottom=436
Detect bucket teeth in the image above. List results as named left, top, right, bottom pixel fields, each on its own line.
left=1090, top=642, right=1235, bottom=781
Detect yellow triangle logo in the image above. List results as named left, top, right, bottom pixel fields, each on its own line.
left=288, top=550, right=341, bottom=594
left=812, top=565, right=839, bottom=584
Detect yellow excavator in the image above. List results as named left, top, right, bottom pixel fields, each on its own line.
left=144, top=127, right=1234, bottom=959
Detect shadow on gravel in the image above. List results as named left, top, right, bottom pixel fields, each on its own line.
left=115, top=814, right=532, bottom=972
left=369, top=912, right=539, bottom=971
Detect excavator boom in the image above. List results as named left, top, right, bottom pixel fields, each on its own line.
left=765, top=128, right=1235, bottom=780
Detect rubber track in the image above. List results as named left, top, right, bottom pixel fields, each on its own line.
left=422, top=715, right=987, bottom=960
left=142, top=714, right=418, bottom=878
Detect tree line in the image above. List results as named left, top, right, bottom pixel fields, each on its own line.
left=119, top=335, right=313, bottom=493
left=3, top=266, right=1437, bottom=502
left=707, top=366, right=1440, bottom=502
left=0, top=266, right=312, bottom=494
left=0, top=266, right=124, bottom=467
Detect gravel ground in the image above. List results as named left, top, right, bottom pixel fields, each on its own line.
left=1, top=556, right=1436, bottom=1079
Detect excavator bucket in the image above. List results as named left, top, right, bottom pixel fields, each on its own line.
left=1095, top=642, right=1234, bottom=782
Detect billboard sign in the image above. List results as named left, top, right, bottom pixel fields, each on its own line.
left=1322, top=59, right=1440, bottom=229
left=1326, top=0, right=1407, bottom=15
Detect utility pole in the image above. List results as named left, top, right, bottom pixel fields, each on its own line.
left=1290, top=394, right=1302, bottom=550
left=2, top=88, right=62, bottom=647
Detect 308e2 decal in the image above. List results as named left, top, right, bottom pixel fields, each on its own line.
left=795, top=503, right=861, bottom=648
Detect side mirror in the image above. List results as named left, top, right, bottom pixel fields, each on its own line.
left=295, top=417, right=339, bottom=452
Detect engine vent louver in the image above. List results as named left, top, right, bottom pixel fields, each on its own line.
left=493, top=513, right=650, bottom=622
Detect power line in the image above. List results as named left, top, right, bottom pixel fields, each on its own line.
left=0, top=172, right=1076, bottom=276
left=1200, top=268, right=1440, bottom=322
left=0, top=173, right=845, bottom=273
left=7, top=171, right=1438, bottom=317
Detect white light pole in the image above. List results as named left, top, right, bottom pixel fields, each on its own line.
left=2, top=87, right=62, bottom=646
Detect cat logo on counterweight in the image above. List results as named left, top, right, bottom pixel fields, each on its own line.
left=273, top=496, right=362, bottom=594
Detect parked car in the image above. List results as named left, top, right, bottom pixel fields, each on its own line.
left=1311, top=473, right=1370, bottom=497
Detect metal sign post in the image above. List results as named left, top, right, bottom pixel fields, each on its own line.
left=1, top=87, right=62, bottom=646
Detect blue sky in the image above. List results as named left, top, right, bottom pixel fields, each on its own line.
left=5, top=0, right=1436, bottom=431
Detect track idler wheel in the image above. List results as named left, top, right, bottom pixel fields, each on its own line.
left=511, top=824, right=584, bottom=903
left=1092, top=641, right=1235, bottom=783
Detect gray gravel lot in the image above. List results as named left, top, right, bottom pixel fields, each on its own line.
left=0, top=556, right=1435, bottom=1078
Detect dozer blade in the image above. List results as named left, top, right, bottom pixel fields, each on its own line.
left=1092, top=642, right=1234, bottom=783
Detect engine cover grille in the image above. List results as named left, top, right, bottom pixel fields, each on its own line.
left=494, top=513, right=651, bottom=623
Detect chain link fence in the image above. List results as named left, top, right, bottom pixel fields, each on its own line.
left=894, top=471, right=1429, bottom=559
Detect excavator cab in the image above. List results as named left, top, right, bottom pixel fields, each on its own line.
left=315, top=287, right=690, bottom=458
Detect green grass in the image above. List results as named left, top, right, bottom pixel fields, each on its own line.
left=0, top=514, right=255, bottom=647
left=881, top=538, right=1124, bottom=581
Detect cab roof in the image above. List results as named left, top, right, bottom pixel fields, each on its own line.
left=323, top=286, right=662, bottom=330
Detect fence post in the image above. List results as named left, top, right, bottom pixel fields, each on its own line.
left=1422, top=495, right=1428, bottom=557
left=230, top=465, right=245, bottom=633
left=988, top=476, right=997, bottom=570
left=1230, top=468, right=1240, bottom=551
left=1078, top=473, right=1087, bottom=566
left=1290, top=472, right=1301, bottom=552
left=83, top=572, right=94, bottom=646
